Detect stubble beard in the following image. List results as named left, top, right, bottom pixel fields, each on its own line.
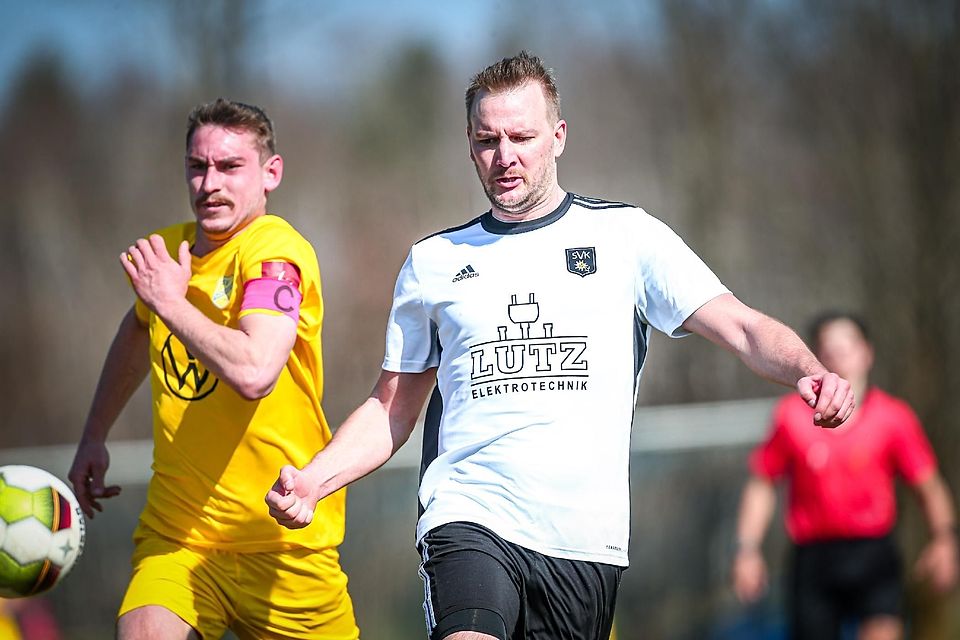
left=478, top=162, right=556, bottom=216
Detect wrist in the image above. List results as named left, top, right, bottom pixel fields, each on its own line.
left=152, top=295, right=191, bottom=322
left=301, top=460, right=332, bottom=498
left=80, top=422, right=110, bottom=444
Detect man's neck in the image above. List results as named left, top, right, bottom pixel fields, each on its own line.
left=850, top=376, right=870, bottom=416
left=491, top=186, right=567, bottom=223
left=192, top=234, right=219, bottom=258
left=193, top=213, right=264, bottom=257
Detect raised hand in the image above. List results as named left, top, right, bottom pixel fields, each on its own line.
left=121, top=236, right=192, bottom=315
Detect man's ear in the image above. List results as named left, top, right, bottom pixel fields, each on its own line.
left=263, top=154, right=283, bottom=193
left=553, top=119, right=567, bottom=158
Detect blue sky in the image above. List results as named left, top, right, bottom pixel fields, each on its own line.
left=0, top=0, right=660, bottom=103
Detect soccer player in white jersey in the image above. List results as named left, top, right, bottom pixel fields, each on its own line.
left=267, top=52, right=855, bottom=640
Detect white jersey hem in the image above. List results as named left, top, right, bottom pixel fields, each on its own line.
left=416, top=513, right=630, bottom=568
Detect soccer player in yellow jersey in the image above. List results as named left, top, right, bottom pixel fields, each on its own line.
left=68, top=99, right=358, bottom=639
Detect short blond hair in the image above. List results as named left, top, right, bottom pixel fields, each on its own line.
left=465, top=51, right=561, bottom=125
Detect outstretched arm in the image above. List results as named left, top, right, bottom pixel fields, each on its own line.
left=731, top=476, right=777, bottom=603
left=68, top=306, right=148, bottom=518
left=913, top=472, right=959, bottom=593
left=266, top=368, right=437, bottom=528
left=682, top=293, right=855, bottom=427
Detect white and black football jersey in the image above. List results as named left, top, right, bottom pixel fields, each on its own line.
left=383, top=193, right=729, bottom=566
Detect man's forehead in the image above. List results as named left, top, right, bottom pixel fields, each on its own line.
left=187, top=125, right=260, bottom=156
left=470, top=84, right=551, bottom=128
left=819, top=319, right=868, bottom=347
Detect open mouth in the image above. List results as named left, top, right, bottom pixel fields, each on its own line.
left=495, top=176, right=523, bottom=189
left=197, top=199, right=231, bottom=211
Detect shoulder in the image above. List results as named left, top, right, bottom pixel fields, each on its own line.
left=867, top=388, right=920, bottom=423
left=568, top=194, right=679, bottom=236
left=568, top=193, right=642, bottom=224
left=242, top=215, right=315, bottom=255
left=246, top=214, right=308, bottom=242
left=569, top=193, right=637, bottom=211
left=414, top=214, right=486, bottom=247
left=238, top=215, right=320, bottom=278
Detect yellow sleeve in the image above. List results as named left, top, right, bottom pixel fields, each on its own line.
left=236, top=217, right=322, bottom=332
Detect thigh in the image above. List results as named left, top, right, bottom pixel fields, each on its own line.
left=117, top=605, right=201, bottom=640
left=790, top=545, right=842, bottom=640
left=419, top=522, right=523, bottom=640
left=231, top=546, right=358, bottom=640
left=524, top=554, right=622, bottom=640
left=844, top=537, right=902, bottom=620
left=119, top=531, right=229, bottom=640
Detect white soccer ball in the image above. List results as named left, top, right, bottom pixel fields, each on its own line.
left=0, top=465, right=85, bottom=598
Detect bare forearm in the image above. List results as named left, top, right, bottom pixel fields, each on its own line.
left=736, top=477, right=777, bottom=549
left=303, top=397, right=417, bottom=500
left=684, top=295, right=853, bottom=426
left=684, top=294, right=826, bottom=388
left=82, top=307, right=150, bottom=443
left=154, top=298, right=288, bottom=399
left=738, top=314, right=826, bottom=387
left=917, top=474, right=957, bottom=539
left=124, top=236, right=294, bottom=399
left=300, top=369, right=435, bottom=500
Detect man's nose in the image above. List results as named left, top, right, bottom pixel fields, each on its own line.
left=496, top=138, right=517, bottom=167
left=201, top=166, right=223, bottom=191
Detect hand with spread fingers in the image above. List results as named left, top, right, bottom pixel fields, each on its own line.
left=120, top=235, right=192, bottom=315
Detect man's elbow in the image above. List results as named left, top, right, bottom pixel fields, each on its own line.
left=231, top=366, right=281, bottom=400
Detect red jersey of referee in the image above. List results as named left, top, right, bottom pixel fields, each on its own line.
left=750, top=388, right=937, bottom=544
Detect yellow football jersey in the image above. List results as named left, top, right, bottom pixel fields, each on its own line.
left=133, top=214, right=343, bottom=551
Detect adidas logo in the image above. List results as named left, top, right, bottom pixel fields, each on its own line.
left=452, top=265, right=479, bottom=283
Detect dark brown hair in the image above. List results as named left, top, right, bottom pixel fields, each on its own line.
left=186, top=98, right=277, bottom=159
left=808, top=311, right=871, bottom=347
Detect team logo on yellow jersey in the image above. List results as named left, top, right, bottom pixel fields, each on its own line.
left=211, top=275, right=234, bottom=309
left=162, top=333, right=219, bottom=400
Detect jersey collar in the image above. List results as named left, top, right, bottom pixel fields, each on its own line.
left=480, top=192, right=573, bottom=235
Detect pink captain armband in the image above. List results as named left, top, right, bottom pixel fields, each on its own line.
left=241, top=277, right=302, bottom=323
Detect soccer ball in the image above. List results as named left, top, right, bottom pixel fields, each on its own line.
left=0, top=465, right=85, bottom=598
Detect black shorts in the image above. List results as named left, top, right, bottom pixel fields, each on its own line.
left=789, top=535, right=902, bottom=639
left=418, top=521, right=623, bottom=640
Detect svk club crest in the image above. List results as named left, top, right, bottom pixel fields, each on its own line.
left=565, top=247, right=597, bottom=277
